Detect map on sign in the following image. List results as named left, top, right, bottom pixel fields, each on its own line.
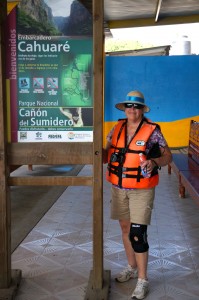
left=61, top=54, right=92, bottom=107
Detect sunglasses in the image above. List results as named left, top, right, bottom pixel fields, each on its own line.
left=124, top=103, right=144, bottom=109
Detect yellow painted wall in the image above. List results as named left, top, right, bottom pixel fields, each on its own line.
left=103, top=115, right=199, bottom=148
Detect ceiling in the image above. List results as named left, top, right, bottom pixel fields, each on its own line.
left=80, top=0, right=199, bottom=35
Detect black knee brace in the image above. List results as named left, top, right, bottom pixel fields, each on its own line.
left=129, top=223, right=149, bottom=253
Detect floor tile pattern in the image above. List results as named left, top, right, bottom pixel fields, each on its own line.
left=12, top=164, right=199, bottom=299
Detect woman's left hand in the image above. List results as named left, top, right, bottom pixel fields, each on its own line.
left=140, top=159, right=156, bottom=173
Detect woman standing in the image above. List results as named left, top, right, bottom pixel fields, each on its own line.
left=103, top=90, right=172, bottom=299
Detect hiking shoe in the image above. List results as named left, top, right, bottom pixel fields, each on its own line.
left=131, top=278, right=149, bottom=299
left=115, top=264, right=138, bottom=283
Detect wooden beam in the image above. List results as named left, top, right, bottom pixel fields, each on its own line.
left=7, top=142, right=93, bottom=165
left=8, top=176, right=93, bottom=186
left=0, top=0, right=11, bottom=289
left=108, top=14, right=199, bottom=29
left=0, top=2, right=22, bottom=296
left=92, top=0, right=104, bottom=289
left=85, top=0, right=111, bottom=299
left=85, top=270, right=111, bottom=300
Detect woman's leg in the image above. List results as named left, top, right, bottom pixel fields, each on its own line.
left=119, top=219, right=137, bottom=268
left=134, top=251, right=148, bottom=279
left=120, top=219, right=148, bottom=278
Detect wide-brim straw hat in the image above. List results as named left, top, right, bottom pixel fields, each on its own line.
left=115, top=90, right=150, bottom=113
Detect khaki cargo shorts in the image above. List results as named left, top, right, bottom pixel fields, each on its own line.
left=111, top=185, right=155, bottom=225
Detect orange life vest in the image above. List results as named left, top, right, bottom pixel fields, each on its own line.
left=106, top=118, right=159, bottom=188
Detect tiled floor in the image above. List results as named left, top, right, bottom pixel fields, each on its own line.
left=12, top=164, right=199, bottom=300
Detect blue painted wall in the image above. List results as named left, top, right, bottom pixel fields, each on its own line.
left=104, top=56, right=199, bottom=147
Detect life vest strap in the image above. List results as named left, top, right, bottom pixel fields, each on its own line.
left=108, top=164, right=139, bottom=172
left=110, top=145, right=144, bottom=155
left=123, top=167, right=139, bottom=172
left=122, top=173, right=143, bottom=179
left=108, top=164, right=158, bottom=182
left=108, top=164, right=143, bottom=182
left=127, top=149, right=145, bottom=154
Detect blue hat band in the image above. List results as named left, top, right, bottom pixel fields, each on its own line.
left=126, top=96, right=145, bottom=104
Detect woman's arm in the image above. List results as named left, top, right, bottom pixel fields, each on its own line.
left=141, top=145, right=172, bottom=173
left=151, top=145, right=172, bottom=168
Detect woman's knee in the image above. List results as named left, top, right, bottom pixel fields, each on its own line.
left=119, top=220, right=130, bottom=234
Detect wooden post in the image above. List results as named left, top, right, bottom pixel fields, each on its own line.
left=0, top=0, right=11, bottom=288
left=85, top=0, right=111, bottom=298
left=0, top=0, right=21, bottom=297
left=93, top=0, right=104, bottom=289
